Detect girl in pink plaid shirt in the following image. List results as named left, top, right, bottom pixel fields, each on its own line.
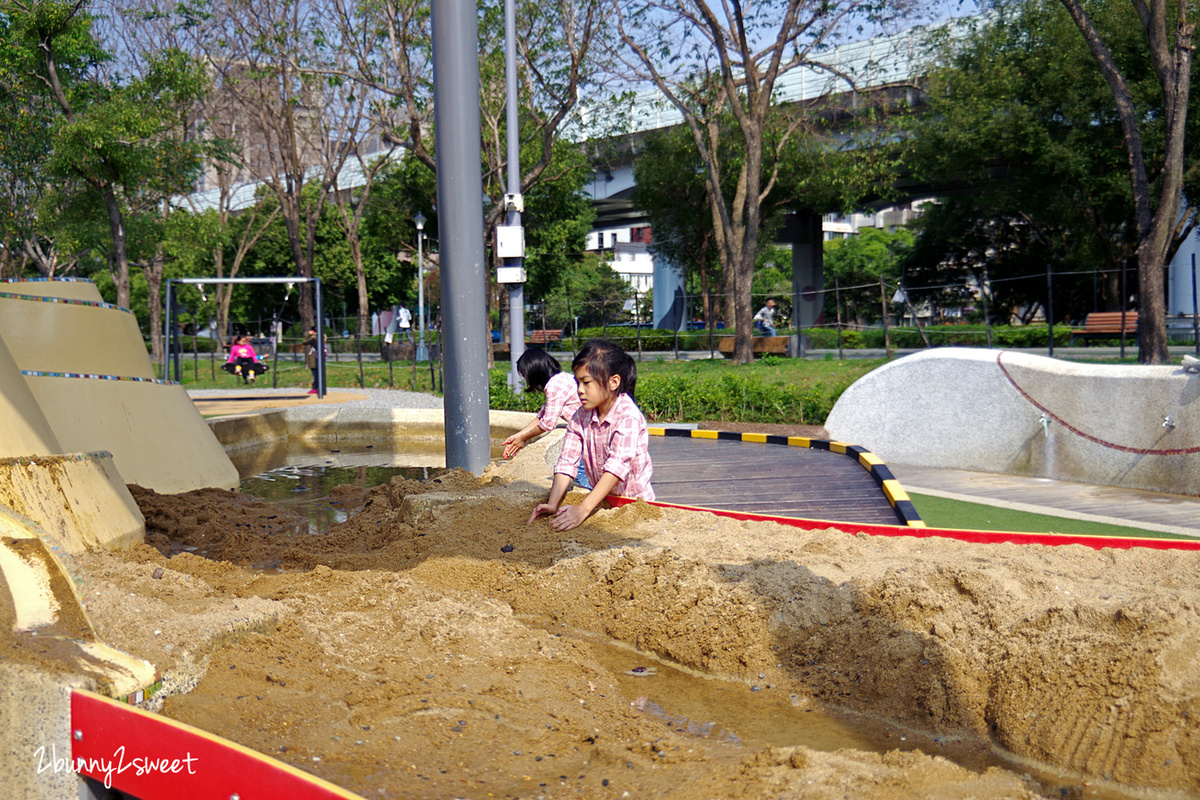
left=528, top=340, right=654, bottom=532
left=502, top=348, right=584, bottom=464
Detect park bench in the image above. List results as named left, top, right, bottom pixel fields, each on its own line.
left=718, top=335, right=790, bottom=357
left=1070, top=311, right=1138, bottom=346
left=528, top=329, right=563, bottom=347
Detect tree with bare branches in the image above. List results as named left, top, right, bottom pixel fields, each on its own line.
left=607, top=0, right=933, bottom=363
left=326, top=0, right=612, bottom=342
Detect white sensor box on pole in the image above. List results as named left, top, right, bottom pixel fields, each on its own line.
left=496, top=225, right=525, bottom=259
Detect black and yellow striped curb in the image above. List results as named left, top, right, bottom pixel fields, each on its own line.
left=647, top=427, right=924, bottom=528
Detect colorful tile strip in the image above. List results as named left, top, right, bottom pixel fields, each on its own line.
left=0, top=289, right=131, bottom=314
left=20, top=370, right=177, bottom=386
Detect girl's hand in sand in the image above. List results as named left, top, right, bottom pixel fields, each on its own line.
left=528, top=503, right=557, bottom=524
left=502, top=435, right=523, bottom=459
left=548, top=504, right=589, bottom=532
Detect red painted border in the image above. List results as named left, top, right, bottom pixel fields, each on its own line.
left=607, top=496, right=1200, bottom=552
left=70, top=689, right=363, bottom=799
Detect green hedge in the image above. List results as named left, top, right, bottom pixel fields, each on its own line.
left=573, top=326, right=725, bottom=352
left=490, top=369, right=838, bottom=425
left=545, top=323, right=1103, bottom=354
left=805, top=324, right=1074, bottom=349
left=635, top=373, right=834, bottom=424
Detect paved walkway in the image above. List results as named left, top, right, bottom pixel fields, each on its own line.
left=888, top=463, right=1200, bottom=537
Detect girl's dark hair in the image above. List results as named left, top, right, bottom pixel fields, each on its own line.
left=516, top=347, right=562, bottom=392
left=572, top=339, right=636, bottom=400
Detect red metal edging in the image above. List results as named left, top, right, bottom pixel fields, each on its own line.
left=607, top=496, right=1200, bottom=552
left=70, top=689, right=364, bottom=799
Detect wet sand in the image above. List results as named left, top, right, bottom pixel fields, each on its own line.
left=69, top=445, right=1200, bottom=799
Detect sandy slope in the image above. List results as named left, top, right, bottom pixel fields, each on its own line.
left=68, top=448, right=1200, bottom=799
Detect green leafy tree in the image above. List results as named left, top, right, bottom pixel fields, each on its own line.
left=824, top=226, right=913, bottom=326
left=632, top=125, right=723, bottom=325
left=609, top=0, right=932, bottom=363
left=904, top=5, right=1148, bottom=328
left=8, top=1, right=210, bottom=314
left=542, top=255, right=630, bottom=330
left=907, top=0, right=1200, bottom=361
left=1058, top=0, right=1197, bottom=363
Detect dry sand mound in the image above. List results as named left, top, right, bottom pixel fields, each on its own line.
left=70, top=468, right=1200, bottom=799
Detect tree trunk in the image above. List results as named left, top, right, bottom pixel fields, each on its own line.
left=100, top=185, right=132, bottom=311
left=352, top=237, right=370, bottom=338
left=1059, top=0, right=1193, bottom=363
left=142, top=251, right=165, bottom=366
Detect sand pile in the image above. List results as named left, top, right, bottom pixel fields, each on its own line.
left=69, top=461, right=1200, bottom=799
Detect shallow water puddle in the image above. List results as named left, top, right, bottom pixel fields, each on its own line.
left=236, top=443, right=447, bottom=535
left=530, top=621, right=1157, bottom=800
left=239, top=463, right=431, bottom=536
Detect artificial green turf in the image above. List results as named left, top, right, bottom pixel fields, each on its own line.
left=907, top=491, right=1196, bottom=541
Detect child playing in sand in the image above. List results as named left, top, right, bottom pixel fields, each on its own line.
left=527, top=339, right=654, bottom=532
left=502, top=348, right=592, bottom=487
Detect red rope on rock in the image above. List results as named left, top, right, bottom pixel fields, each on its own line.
left=996, top=351, right=1200, bottom=455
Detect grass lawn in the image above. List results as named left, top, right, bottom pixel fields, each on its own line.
left=908, top=491, right=1194, bottom=541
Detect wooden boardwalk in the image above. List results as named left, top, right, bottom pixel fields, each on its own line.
left=648, top=433, right=910, bottom=526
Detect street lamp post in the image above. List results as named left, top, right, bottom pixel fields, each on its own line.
left=415, top=211, right=428, bottom=362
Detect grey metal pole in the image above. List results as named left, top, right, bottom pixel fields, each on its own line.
left=1192, top=254, right=1198, bottom=357
left=416, top=213, right=429, bottom=362
left=432, top=0, right=492, bottom=474
left=504, top=0, right=526, bottom=389
left=163, top=280, right=173, bottom=379
left=1046, top=263, right=1055, bottom=358
left=314, top=277, right=327, bottom=398
left=171, top=288, right=181, bottom=382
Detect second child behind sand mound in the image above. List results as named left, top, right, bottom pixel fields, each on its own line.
left=528, top=339, right=654, bottom=532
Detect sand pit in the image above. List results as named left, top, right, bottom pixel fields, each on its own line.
left=68, top=459, right=1200, bottom=799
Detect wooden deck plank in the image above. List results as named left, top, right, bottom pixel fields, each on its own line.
left=648, top=435, right=904, bottom=526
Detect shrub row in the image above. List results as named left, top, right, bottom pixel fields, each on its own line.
left=571, top=324, right=1095, bottom=352
left=489, top=369, right=838, bottom=425
left=635, top=373, right=835, bottom=424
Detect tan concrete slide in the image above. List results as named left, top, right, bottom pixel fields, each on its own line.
left=0, top=278, right=235, bottom=782
left=0, top=278, right=238, bottom=498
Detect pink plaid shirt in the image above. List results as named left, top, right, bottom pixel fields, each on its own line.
left=555, top=392, right=654, bottom=500
left=537, top=372, right=582, bottom=432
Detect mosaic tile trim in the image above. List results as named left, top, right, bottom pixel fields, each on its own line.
left=2, top=276, right=93, bottom=283
left=20, top=369, right=178, bottom=386
left=0, top=289, right=132, bottom=314
left=0, top=450, right=115, bottom=468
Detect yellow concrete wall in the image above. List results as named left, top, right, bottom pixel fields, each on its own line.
left=27, top=377, right=238, bottom=492
left=0, top=293, right=156, bottom=378
left=0, top=333, right=61, bottom=460
left=0, top=454, right=144, bottom=555
left=1, top=279, right=239, bottom=493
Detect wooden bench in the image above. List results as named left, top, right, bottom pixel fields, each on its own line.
left=528, top=329, right=563, bottom=347
left=1070, top=311, right=1138, bottom=345
left=718, top=335, right=790, bottom=357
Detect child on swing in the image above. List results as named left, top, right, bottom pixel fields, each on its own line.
left=527, top=339, right=654, bottom=532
